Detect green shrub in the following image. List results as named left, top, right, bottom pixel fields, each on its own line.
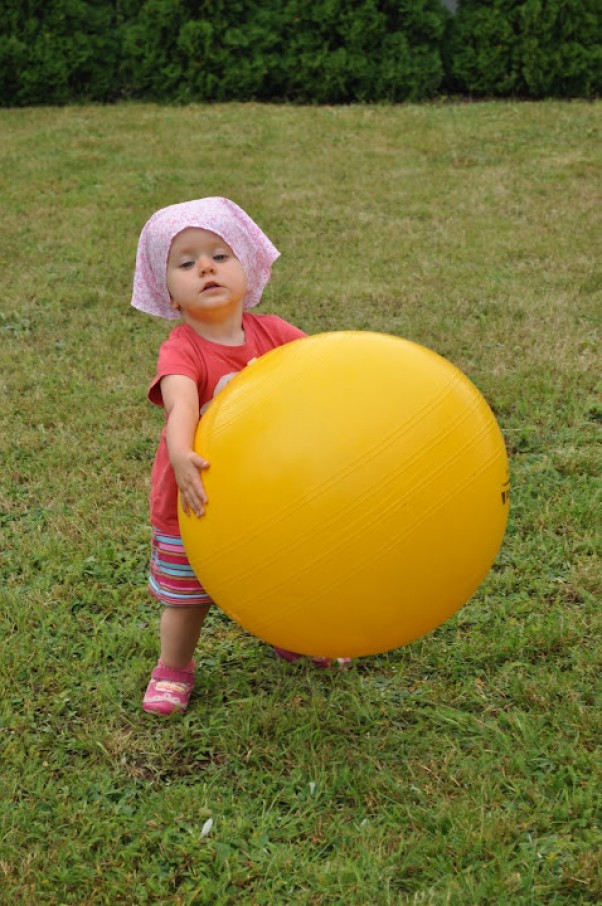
left=446, top=0, right=523, bottom=96
left=120, top=0, right=449, bottom=103
left=519, top=0, right=602, bottom=98
left=120, top=0, right=283, bottom=101
left=273, top=0, right=449, bottom=103
left=0, top=35, right=28, bottom=104
left=119, top=0, right=189, bottom=100
left=447, top=0, right=602, bottom=98
left=0, top=0, right=122, bottom=105
left=1, top=0, right=599, bottom=104
left=1, top=0, right=449, bottom=105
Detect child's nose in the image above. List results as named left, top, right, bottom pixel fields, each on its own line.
left=198, top=254, right=214, bottom=273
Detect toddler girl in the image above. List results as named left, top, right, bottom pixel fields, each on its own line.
left=131, top=197, right=350, bottom=716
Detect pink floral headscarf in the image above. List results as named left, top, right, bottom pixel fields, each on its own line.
left=131, top=197, right=280, bottom=320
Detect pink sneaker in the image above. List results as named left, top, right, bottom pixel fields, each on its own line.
left=273, top=647, right=352, bottom=670
left=311, top=656, right=353, bottom=670
left=272, top=646, right=303, bottom=664
left=142, top=662, right=195, bottom=716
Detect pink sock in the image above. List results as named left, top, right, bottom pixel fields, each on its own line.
left=158, top=659, right=194, bottom=672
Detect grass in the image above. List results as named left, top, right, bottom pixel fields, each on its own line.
left=0, top=100, right=600, bottom=904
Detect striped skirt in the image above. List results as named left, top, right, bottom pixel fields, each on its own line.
left=149, top=530, right=213, bottom=608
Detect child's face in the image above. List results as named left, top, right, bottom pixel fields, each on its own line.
left=166, top=228, right=247, bottom=324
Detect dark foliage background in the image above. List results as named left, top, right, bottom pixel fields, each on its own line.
left=0, top=0, right=600, bottom=106
left=446, top=0, right=602, bottom=98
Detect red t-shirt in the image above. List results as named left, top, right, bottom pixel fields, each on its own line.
left=148, top=312, right=306, bottom=534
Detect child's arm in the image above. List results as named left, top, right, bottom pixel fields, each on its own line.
left=161, top=374, right=210, bottom=518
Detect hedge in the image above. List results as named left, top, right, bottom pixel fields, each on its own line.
left=0, top=0, right=122, bottom=105
left=1, top=0, right=600, bottom=105
left=447, top=0, right=602, bottom=98
left=117, top=0, right=449, bottom=103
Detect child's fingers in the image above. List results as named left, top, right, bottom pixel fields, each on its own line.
left=183, top=474, right=208, bottom=517
left=181, top=491, right=204, bottom=518
left=176, top=456, right=209, bottom=516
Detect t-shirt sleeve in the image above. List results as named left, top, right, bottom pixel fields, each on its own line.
left=148, top=332, right=206, bottom=407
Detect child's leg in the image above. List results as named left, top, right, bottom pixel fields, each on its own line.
left=143, top=606, right=209, bottom=716
left=160, top=605, right=210, bottom=669
left=144, top=530, right=214, bottom=714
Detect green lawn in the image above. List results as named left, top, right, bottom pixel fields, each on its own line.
left=0, top=101, right=600, bottom=904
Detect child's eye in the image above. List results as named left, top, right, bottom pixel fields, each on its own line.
left=214, top=253, right=228, bottom=262
left=180, top=260, right=194, bottom=269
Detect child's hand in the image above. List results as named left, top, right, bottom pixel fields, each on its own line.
left=173, top=451, right=210, bottom=518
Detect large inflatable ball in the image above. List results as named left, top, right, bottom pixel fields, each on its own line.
left=179, top=332, right=510, bottom=658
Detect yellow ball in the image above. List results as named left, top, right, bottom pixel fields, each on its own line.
left=179, top=332, right=509, bottom=658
